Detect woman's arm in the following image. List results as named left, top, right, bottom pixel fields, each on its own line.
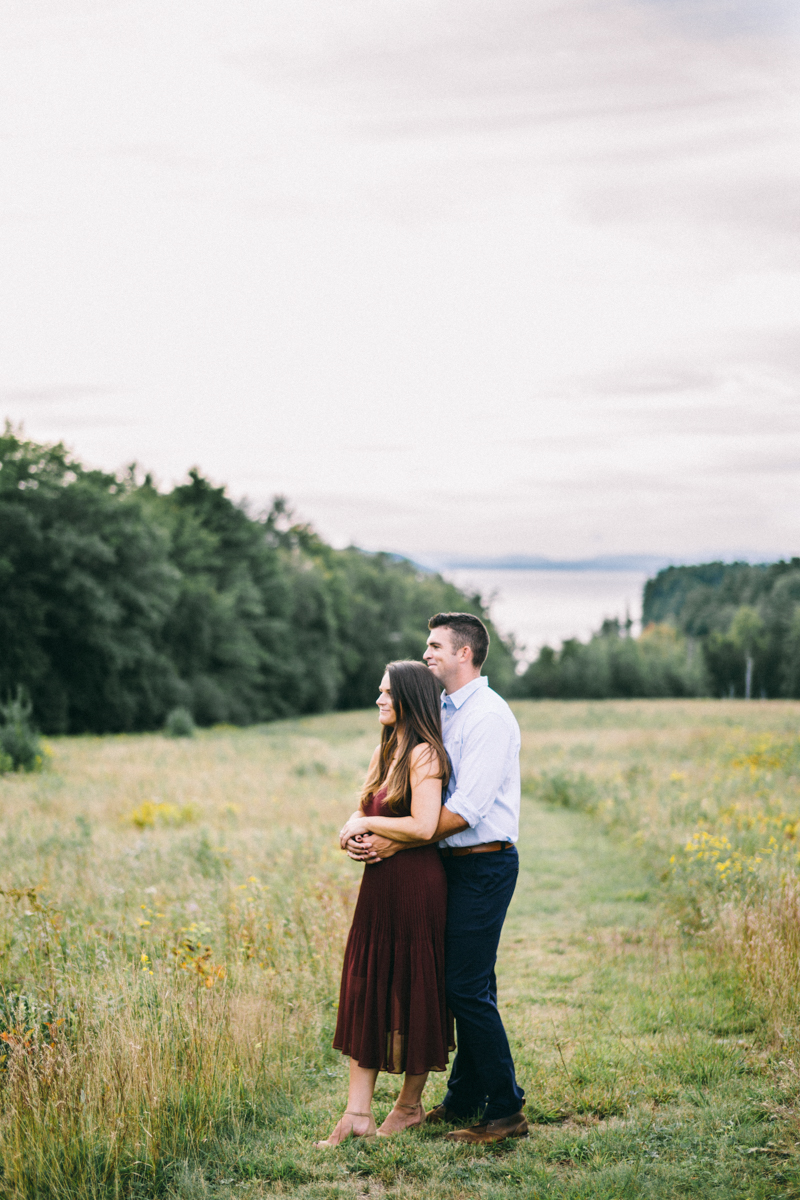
left=346, top=803, right=469, bottom=859
left=339, top=745, right=443, bottom=847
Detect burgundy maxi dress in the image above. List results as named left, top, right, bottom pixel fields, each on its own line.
left=333, top=786, right=454, bottom=1075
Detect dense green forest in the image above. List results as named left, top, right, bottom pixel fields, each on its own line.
left=5, top=424, right=799, bottom=726
left=0, top=426, right=514, bottom=734
left=517, top=560, right=800, bottom=701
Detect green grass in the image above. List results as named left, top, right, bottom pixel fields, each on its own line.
left=2, top=701, right=800, bottom=1197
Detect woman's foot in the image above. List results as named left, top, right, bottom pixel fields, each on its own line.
left=314, top=1110, right=377, bottom=1148
left=377, top=1100, right=426, bottom=1136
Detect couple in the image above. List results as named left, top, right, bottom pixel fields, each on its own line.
left=316, top=612, right=527, bottom=1148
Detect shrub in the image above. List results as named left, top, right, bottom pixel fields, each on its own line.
left=0, top=688, right=43, bottom=773
left=523, top=770, right=598, bottom=812
left=516, top=622, right=708, bottom=700
left=125, top=800, right=200, bottom=828
left=164, top=706, right=196, bottom=738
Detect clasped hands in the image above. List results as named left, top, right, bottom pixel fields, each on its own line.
left=338, top=812, right=400, bottom=864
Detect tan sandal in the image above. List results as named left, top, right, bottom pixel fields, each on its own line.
left=376, top=1100, right=426, bottom=1137
left=315, top=1110, right=377, bottom=1148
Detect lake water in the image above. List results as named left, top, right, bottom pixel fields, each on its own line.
left=443, top=569, right=651, bottom=664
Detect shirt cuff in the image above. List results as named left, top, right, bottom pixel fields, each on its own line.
left=444, top=794, right=482, bottom=829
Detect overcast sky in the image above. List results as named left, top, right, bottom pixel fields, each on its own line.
left=2, top=0, right=800, bottom=562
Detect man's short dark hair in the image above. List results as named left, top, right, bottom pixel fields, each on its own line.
left=428, top=612, right=490, bottom=669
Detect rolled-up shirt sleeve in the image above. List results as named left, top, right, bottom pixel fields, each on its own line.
left=444, top=713, right=514, bottom=828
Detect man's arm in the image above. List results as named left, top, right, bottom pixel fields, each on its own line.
left=349, top=711, right=515, bottom=859
left=346, top=806, right=467, bottom=861
left=443, top=712, right=514, bottom=829
left=374, top=806, right=472, bottom=844
left=367, top=804, right=468, bottom=845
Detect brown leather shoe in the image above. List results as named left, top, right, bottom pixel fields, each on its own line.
left=424, top=1104, right=463, bottom=1125
left=445, top=1110, right=528, bottom=1144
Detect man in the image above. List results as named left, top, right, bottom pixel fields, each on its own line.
left=347, top=611, right=526, bottom=1144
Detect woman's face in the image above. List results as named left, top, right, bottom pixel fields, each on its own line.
left=376, top=673, right=397, bottom=726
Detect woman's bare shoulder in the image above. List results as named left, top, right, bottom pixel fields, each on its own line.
left=368, top=744, right=381, bottom=766
left=410, top=742, right=439, bottom=771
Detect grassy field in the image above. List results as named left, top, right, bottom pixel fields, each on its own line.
left=3, top=700, right=800, bottom=1198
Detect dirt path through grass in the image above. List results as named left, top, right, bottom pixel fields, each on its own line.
left=501, top=792, right=658, bottom=1112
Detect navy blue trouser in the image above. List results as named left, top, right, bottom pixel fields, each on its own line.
left=441, top=846, right=524, bottom=1122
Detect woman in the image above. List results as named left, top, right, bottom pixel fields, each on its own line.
left=315, top=660, right=453, bottom=1147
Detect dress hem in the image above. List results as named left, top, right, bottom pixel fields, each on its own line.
left=332, top=1042, right=455, bottom=1075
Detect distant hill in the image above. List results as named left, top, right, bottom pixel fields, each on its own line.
left=431, top=554, right=673, bottom=572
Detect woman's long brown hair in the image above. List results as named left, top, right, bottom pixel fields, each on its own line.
left=360, top=660, right=450, bottom=815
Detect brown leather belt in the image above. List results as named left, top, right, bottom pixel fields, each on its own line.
left=440, top=841, right=513, bottom=858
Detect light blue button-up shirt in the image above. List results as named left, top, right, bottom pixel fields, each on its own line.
left=439, top=675, right=521, bottom=849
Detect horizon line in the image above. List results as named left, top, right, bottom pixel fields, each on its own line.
left=406, top=552, right=796, bottom=573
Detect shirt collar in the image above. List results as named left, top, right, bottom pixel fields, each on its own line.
left=442, top=675, right=488, bottom=709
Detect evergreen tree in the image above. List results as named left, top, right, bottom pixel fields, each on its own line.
left=0, top=426, right=515, bottom=732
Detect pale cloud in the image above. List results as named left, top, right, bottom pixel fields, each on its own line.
left=0, top=386, right=113, bottom=404
left=1, top=0, right=799, bottom=561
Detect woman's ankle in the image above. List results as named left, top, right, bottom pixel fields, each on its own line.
left=345, top=1109, right=373, bottom=1125
left=376, top=1100, right=425, bottom=1135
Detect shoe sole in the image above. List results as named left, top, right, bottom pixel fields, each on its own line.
left=446, top=1126, right=529, bottom=1144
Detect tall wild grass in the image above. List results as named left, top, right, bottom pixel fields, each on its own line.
left=4, top=700, right=800, bottom=1196
left=0, top=718, right=366, bottom=1198
left=520, top=700, right=800, bottom=1044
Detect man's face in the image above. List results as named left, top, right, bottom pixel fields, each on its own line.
left=424, top=626, right=465, bottom=686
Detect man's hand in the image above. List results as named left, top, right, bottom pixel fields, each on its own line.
left=346, top=833, right=403, bottom=863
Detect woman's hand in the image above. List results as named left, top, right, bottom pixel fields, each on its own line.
left=346, top=834, right=379, bottom=862
left=346, top=833, right=402, bottom=863
left=339, top=812, right=370, bottom=848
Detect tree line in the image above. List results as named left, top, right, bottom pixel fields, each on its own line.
left=5, top=422, right=797, bottom=724
left=0, top=426, right=515, bottom=734
left=516, top=560, right=800, bottom=701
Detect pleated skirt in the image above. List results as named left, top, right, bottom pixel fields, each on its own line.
left=332, top=845, right=454, bottom=1074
